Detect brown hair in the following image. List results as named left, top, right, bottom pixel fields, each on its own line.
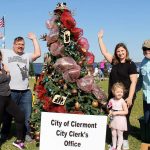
left=13, top=36, right=24, bottom=44
left=0, top=51, right=2, bottom=61
left=112, top=43, right=131, bottom=65
left=111, top=82, right=126, bottom=96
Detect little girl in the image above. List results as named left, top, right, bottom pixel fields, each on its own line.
left=108, top=82, right=128, bottom=150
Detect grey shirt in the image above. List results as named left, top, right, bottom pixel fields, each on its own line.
left=0, top=68, right=11, bottom=96
left=1, top=49, right=32, bottom=90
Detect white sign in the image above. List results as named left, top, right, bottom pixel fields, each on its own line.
left=40, top=112, right=107, bottom=150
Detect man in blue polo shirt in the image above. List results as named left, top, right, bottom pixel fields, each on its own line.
left=137, top=39, right=150, bottom=123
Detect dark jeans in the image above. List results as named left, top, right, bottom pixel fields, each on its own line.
left=1, top=90, right=32, bottom=136
left=143, top=100, right=150, bottom=123
left=0, top=95, right=25, bottom=140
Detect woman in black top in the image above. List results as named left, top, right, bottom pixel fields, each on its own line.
left=0, top=51, right=25, bottom=149
left=98, top=30, right=138, bottom=149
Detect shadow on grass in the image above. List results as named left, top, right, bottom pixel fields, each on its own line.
left=130, top=125, right=141, bottom=140
left=0, top=122, right=17, bottom=146
left=0, top=134, right=13, bottom=149
left=105, top=124, right=142, bottom=145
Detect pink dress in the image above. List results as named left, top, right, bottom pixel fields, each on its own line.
left=109, top=98, right=127, bottom=131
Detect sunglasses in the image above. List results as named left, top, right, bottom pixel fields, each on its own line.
left=143, top=47, right=150, bottom=51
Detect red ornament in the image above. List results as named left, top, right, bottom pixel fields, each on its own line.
left=77, top=37, right=89, bottom=55
left=86, top=52, right=95, bottom=65
left=35, top=135, right=40, bottom=142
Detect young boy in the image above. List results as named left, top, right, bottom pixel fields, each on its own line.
left=137, top=40, right=150, bottom=123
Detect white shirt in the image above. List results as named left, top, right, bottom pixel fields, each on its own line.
left=1, top=49, right=32, bottom=90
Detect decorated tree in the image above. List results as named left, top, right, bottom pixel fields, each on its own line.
left=30, top=2, right=107, bottom=142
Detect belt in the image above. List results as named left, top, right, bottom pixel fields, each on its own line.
left=11, top=89, right=29, bottom=93
left=112, top=109, right=119, bottom=111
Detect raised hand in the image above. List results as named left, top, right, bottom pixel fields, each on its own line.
left=27, top=32, right=37, bottom=40
left=98, top=29, right=104, bottom=39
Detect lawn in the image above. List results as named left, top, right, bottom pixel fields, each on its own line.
left=0, top=79, right=143, bottom=150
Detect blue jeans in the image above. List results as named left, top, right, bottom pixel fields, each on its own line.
left=143, top=100, right=150, bottom=123
left=1, top=90, right=32, bottom=136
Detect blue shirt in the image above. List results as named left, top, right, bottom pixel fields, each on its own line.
left=138, top=57, right=150, bottom=103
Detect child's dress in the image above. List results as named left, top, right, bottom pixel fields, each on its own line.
left=109, top=98, right=127, bottom=131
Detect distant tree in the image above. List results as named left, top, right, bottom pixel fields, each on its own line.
left=29, top=62, right=35, bottom=77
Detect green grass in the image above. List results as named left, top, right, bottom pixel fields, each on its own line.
left=0, top=79, right=143, bottom=150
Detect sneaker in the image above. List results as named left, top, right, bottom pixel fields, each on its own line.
left=122, top=140, right=129, bottom=150
left=109, top=146, right=116, bottom=150
left=13, top=140, right=25, bottom=150
left=108, top=144, right=112, bottom=149
left=25, top=134, right=32, bottom=142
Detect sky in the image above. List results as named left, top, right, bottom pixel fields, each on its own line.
left=0, top=0, right=150, bottom=63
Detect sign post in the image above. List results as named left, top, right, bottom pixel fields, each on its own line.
left=40, top=112, right=107, bottom=150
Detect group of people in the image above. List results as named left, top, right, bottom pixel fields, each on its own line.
left=98, top=29, right=150, bottom=150
left=93, top=62, right=106, bottom=81
left=94, top=59, right=112, bottom=81
left=0, top=29, right=149, bottom=150
left=0, top=32, right=41, bottom=149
